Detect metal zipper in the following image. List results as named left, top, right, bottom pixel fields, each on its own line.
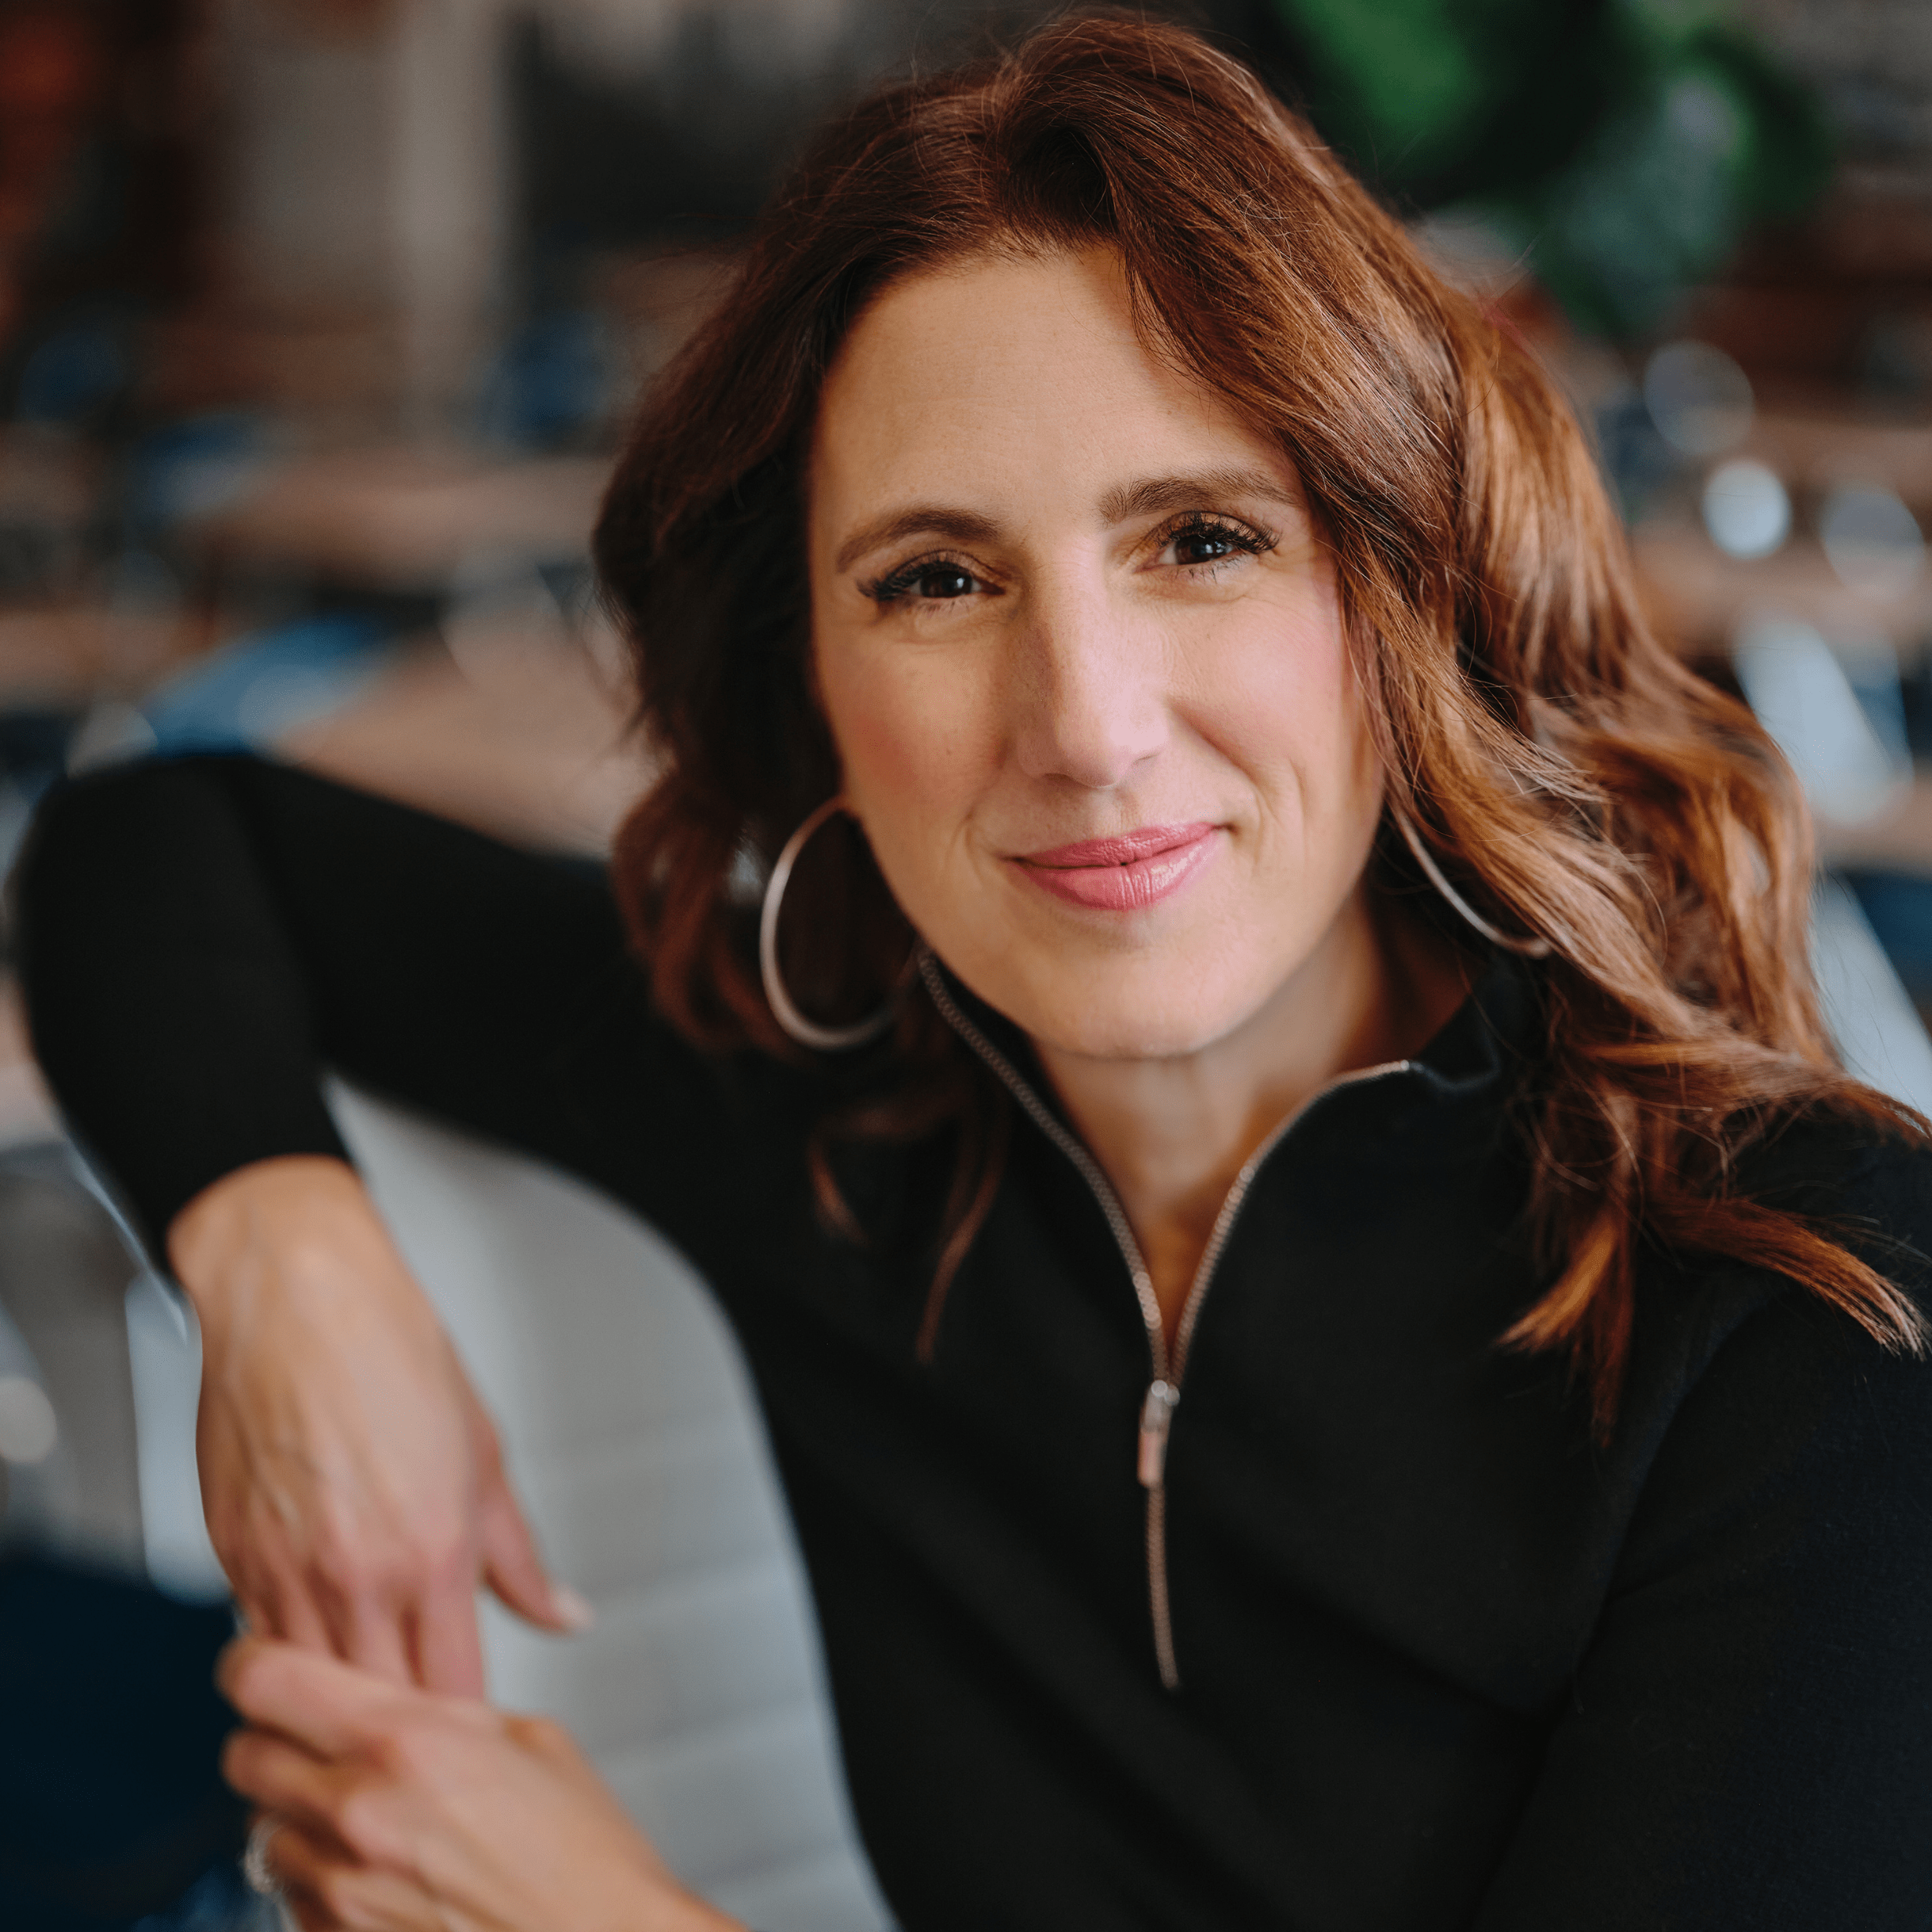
left=917, top=948, right=1411, bottom=1690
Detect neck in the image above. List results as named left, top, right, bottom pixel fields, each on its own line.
left=1033, top=890, right=1471, bottom=1341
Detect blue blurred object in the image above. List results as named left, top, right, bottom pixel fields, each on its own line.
left=1900, top=653, right=1932, bottom=763
left=131, top=1861, right=266, bottom=1932
left=120, top=418, right=271, bottom=537
left=1842, top=869, right=1932, bottom=1017
left=17, top=321, right=130, bottom=428
left=0, top=1556, right=246, bottom=1930
left=1593, top=380, right=1678, bottom=521
left=139, top=611, right=397, bottom=756
left=476, top=309, right=615, bottom=449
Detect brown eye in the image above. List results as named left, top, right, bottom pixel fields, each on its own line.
left=1173, top=528, right=1239, bottom=565
left=917, top=566, right=977, bottom=599
left=1158, top=515, right=1273, bottom=572
left=868, top=556, right=991, bottom=605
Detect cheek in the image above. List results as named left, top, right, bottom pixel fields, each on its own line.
left=813, top=637, right=998, bottom=886
left=1189, top=582, right=1380, bottom=834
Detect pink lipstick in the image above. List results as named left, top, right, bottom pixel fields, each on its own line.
left=1014, top=822, right=1219, bottom=912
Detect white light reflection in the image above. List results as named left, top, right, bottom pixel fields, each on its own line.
left=1701, top=459, right=1790, bottom=559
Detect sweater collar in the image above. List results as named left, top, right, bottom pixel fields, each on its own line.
left=916, top=942, right=1541, bottom=1129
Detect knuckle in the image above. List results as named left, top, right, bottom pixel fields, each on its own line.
left=304, top=1529, right=372, bottom=1599
left=330, top=1783, right=395, bottom=1865
left=364, top=1728, right=411, bottom=1781
left=376, top=1718, right=440, bottom=1781
left=508, top=1713, right=570, bottom=1760
left=222, top=1650, right=272, bottom=1716
left=419, top=1536, right=476, bottom=1592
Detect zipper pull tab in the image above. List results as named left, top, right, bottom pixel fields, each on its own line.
left=1138, top=1379, right=1178, bottom=1488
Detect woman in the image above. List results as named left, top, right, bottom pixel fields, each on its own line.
left=19, top=16, right=1932, bottom=1930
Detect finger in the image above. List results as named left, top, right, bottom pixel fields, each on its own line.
left=306, top=1562, right=388, bottom=1679
left=342, top=1594, right=416, bottom=1690
left=272, top=1819, right=439, bottom=1932
left=286, top=1894, right=333, bottom=1932
left=409, top=1581, right=486, bottom=1697
left=478, top=1474, right=591, bottom=1635
left=219, top=1636, right=423, bottom=1759
left=304, top=1550, right=424, bottom=1686
left=227, top=1726, right=436, bottom=1880
left=234, top=1567, right=335, bottom=1657
left=222, top=1728, right=345, bottom=1834
left=277, top=1583, right=342, bottom=1660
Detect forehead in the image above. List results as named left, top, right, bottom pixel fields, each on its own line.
left=808, top=247, right=1292, bottom=530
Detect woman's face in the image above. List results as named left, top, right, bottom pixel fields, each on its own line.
left=808, top=247, right=1386, bottom=1060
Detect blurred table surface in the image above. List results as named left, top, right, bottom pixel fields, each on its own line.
left=1634, top=525, right=1932, bottom=659
left=1744, top=403, right=1932, bottom=508
left=188, top=446, right=615, bottom=590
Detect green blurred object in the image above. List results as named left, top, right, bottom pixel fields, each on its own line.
left=1270, top=0, right=1833, bottom=336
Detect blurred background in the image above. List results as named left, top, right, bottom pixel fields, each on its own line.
left=0, top=0, right=1929, bottom=1925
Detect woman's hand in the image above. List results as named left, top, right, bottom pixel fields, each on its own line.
left=170, top=1156, right=586, bottom=1693
left=220, top=1636, right=739, bottom=1932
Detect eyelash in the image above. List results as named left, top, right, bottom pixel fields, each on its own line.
left=1157, top=511, right=1278, bottom=571
left=864, top=554, right=985, bottom=606
left=861, top=513, right=1278, bottom=608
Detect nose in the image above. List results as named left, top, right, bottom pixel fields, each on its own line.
left=1009, top=580, right=1168, bottom=789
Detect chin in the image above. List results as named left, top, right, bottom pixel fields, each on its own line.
left=999, top=956, right=1267, bottom=1062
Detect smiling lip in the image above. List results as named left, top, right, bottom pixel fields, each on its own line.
left=1014, top=822, right=1219, bottom=912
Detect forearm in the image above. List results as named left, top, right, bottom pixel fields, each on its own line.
left=18, top=753, right=642, bottom=1253
left=20, top=760, right=357, bottom=1249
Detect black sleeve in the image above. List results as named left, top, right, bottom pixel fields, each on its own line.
left=1476, top=1147, right=1932, bottom=1930
left=15, top=753, right=716, bottom=1258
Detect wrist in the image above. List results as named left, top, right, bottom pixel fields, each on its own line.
left=166, top=1155, right=438, bottom=1340
left=598, top=1840, right=743, bottom=1932
left=640, top=1890, right=743, bottom=1932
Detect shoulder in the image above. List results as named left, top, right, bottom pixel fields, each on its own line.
left=1615, top=1110, right=1932, bottom=1507
left=1621, top=1112, right=1932, bottom=1533
left=1736, top=1107, right=1932, bottom=1295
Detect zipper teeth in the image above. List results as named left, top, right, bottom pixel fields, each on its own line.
left=918, top=946, right=1415, bottom=1694
left=1167, top=1054, right=1412, bottom=1386
left=917, top=950, right=1167, bottom=1373
left=1145, top=1485, right=1179, bottom=1690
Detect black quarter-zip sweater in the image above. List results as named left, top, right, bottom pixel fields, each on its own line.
left=18, top=754, right=1932, bottom=1930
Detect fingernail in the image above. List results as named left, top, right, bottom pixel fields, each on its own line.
left=552, top=1585, right=596, bottom=1632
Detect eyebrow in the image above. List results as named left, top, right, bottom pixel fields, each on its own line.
left=1098, top=468, right=1302, bottom=524
left=835, top=508, right=1002, bottom=576
left=832, top=468, right=1303, bottom=576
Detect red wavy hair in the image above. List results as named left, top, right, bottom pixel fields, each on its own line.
left=592, top=11, right=1926, bottom=1432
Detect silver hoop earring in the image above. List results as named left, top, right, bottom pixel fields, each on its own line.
left=1392, top=807, right=1553, bottom=960
left=759, top=797, right=898, bottom=1051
